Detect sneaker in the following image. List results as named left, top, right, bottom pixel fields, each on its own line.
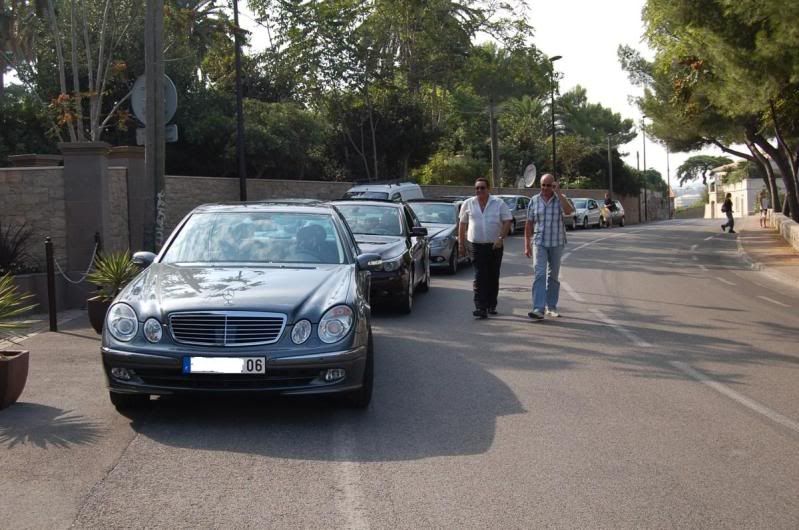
left=545, top=309, right=561, bottom=318
left=728, top=230, right=737, bottom=234
left=488, top=307, right=498, bottom=315
left=473, top=309, right=488, bottom=319
left=527, top=310, right=544, bottom=320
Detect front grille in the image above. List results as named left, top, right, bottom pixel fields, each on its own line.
left=135, top=368, right=321, bottom=390
left=168, top=311, right=286, bottom=347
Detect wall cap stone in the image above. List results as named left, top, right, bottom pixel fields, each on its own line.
left=109, top=146, right=145, bottom=159
left=7, top=154, right=63, bottom=167
left=58, top=141, right=111, bottom=156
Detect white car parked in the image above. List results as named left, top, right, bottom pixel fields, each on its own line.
left=571, top=198, right=602, bottom=229
left=343, top=182, right=423, bottom=202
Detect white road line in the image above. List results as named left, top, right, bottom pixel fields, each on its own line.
left=670, top=361, right=799, bottom=435
left=333, top=426, right=369, bottom=529
left=562, top=281, right=585, bottom=303
left=704, top=236, right=714, bottom=241
left=590, top=308, right=652, bottom=348
left=690, top=244, right=698, bottom=252
left=699, top=264, right=708, bottom=272
left=716, top=277, right=736, bottom=286
left=562, top=252, right=572, bottom=263
left=758, top=295, right=791, bottom=308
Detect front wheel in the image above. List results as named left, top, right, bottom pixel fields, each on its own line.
left=582, top=216, right=588, bottom=229
left=418, top=255, right=430, bottom=292
left=447, top=245, right=458, bottom=274
left=341, top=332, right=373, bottom=409
left=620, top=216, right=625, bottom=227
left=397, top=270, right=414, bottom=314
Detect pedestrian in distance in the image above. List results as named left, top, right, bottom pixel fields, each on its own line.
left=458, top=177, right=513, bottom=319
left=720, top=192, right=736, bottom=234
left=524, top=174, right=575, bottom=320
left=603, top=191, right=616, bottom=228
left=759, top=190, right=770, bottom=228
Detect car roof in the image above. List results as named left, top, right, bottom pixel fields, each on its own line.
left=331, top=199, right=404, bottom=207
left=406, top=198, right=458, bottom=204
left=494, top=194, right=528, bottom=198
left=192, top=202, right=337, bottom=215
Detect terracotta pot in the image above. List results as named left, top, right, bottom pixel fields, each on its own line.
left=0, top=350, right=29, bottom=409
left=87, top=296, right=111, bottom=335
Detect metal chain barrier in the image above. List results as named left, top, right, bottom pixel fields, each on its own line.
left=53, top=243, right=99, bottom=285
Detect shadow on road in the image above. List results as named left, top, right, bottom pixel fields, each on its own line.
left=0, top=403, right=104, bottom=449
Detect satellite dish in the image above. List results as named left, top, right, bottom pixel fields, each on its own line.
left=523, top=163, right=537, bottom=188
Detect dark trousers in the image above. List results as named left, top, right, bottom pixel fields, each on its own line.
left=469, top=242, right=503, bottom=310
left=722, top=212, right=735, bottom=231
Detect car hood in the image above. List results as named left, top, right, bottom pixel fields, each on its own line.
left=422, top=223, right=455, bottom=239
left=115, top=263, right=353, bottom=323
left=353, top=235, right=407, bottom=258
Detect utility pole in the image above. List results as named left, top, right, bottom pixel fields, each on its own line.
left=233, top=0, right=247, bottom=201
left=642, top=118, right=648, bottom=222
left=488, top=97, right=500, bottom=188
left=607, top=135, right=613, bottom=198
left=549, top=55, right=562, bottom=181
left=666, top=147, right=671, bottom=219
left=145, top=0, right=165, bottom=250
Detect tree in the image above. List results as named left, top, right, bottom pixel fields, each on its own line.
left=676, top=155, right=733, bottom=186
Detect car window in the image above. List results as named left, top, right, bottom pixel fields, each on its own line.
left=336, top=204, right=403, bottom=236
left=501, top=197, right=517, bottom=209
left=615, top=200, right=622, bottom=209
left=521, top=197, right=530, bottom=209
left=403, top=207, right=417, bottom=233
left=589, top=200, right=597, bottom=209
left=391, top=193, right=402, bottom=202
left=408, top=203, right=458, bottom=224
left=343, top=191, right=389, bottom=200
left=573, top=199, right=587, bottom=209
left=162, top=212, right=346, bottom=265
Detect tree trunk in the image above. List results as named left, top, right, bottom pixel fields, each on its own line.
left=753, top=133, right=799, bottom=222
left=488, top=98, right=500, bottom=188
left=364, top=85, right=378, bottom=182
left=745, top=140, right=779, bottom=213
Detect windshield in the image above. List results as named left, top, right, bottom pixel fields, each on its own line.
left=162, top=212, right=346, bottom=265
left=342, top=191, right=389, bottom=200
left=573, top=199, right=587, bottom=209
left=408, top=203, right=457, bottom=225
left=336, top=205, right=403, bottom=236
left=501, top=197, right=517, bottom=209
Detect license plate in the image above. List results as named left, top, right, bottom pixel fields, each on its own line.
left=183, top=357, right=266, bottom=374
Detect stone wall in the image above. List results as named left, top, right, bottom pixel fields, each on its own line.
left=108, top=167, right=130, bottom=252
left=0, top=167, right=67, bottom=269
left=768, top=211, right=799, bottom=253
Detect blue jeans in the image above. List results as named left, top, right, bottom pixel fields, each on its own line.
left=532, top=245, right=564, bottom=312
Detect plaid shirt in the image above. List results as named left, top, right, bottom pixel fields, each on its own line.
left=527, top=193, right=567, bottom=247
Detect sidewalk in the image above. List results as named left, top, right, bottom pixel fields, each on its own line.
left=737, top=214, right=799, bottom=288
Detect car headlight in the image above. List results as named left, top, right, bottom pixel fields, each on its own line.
left=318, top=305, right=354, bottom=344
left=380, top=255, right=403, bottom=272
left=430, top=236, right=452, bottom=249
left=291, top=319, right=312, bottom=344
left=106, top=303, right=139, bottom=342
left=143, top=318, right=163, bottom=343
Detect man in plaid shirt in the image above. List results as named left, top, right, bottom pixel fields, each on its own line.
left=523, top=173, right=574, bottom=320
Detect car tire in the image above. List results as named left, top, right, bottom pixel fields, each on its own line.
left=582, top=216, right=588, bottom=229
left=447, top=245, right=458, bottom=275
left=418, top=255, right=430, bottom=292
left=109, top=391, right=150, bottom=411
left=508, top=220, right=516, bottom=236
left=341, top=332, right=373, bottom=409
left=620, top=216, right=625, bottom=227
left=398, top=270, right=413, bottom=314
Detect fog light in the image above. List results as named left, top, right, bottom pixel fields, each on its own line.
left=324, top=368, right=346, bottom=382
left=111, top=367, right=132, bottom=381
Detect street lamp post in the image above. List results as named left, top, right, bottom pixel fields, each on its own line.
left=666, top=147, right=671, bottom=219
left=549, top=55, right=562, bottom=181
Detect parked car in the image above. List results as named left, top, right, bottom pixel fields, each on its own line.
left=407, top=199, right=469, bottom=274
left=102, top=202, right=379, bottom=411
left=495, top=194, right=531, bottom=235
left=599, top=199, right=626, bottom=227
left=342, top=182, right=423, bottom=202
left=571, top=198, right=602, bottom=228
left=333, top=200, right=430, bottom=313
left=564, top=197, right=578, bottom=230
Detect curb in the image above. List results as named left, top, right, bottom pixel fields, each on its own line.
left=736, top=228, right=799, bottom=290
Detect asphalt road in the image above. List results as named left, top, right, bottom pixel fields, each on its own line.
left=2, top=219, right=799, bottom=528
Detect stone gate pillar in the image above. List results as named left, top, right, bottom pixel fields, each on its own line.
left=109, top=146, right=151, bottom=251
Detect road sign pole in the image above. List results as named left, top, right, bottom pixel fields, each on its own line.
left=145, top=0, right=165, bottom=250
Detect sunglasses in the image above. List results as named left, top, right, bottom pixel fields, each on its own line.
left=475, top=186, right=487, bottom=190
left=541, top=184, right=553, bottom=188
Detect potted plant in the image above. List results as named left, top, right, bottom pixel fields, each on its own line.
left=86, top=251, right=138, bottom=334
left=0, top=273, right=37, bottom=410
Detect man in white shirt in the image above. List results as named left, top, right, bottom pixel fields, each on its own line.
left=458, top=178, right=513, bottom=319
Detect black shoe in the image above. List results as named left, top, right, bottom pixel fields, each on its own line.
left=488, top=307, right=497, bottom=315
left=729, top=230, right=736, bottom=234
left=473, top=309, right=488, bottom=319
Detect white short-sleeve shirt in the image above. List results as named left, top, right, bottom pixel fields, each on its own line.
left=459, top=195, right=513, bottom=243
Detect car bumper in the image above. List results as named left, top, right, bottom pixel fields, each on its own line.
left=369, top=269, right=409, bottom=298
left=429, top=245, right=453, bottom=268
left=102, top=345, right=368, bottom=396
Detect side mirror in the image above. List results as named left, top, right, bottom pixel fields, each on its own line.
left=132, top=251, right=157, bottom=268
left=357, top=253, right=383, bottom=271
left=411, top=226, right=428, bottom=237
